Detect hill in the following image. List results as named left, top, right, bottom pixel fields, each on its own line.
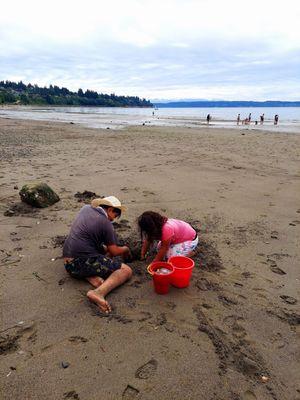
left=0, top=80, right=152, bottom=107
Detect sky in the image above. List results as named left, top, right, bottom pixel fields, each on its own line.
left=0, top=0, right=300, bottom=101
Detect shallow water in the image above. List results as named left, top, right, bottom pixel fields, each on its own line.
left=1, top=105, right=300, bottom=133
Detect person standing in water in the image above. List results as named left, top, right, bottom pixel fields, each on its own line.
left=237, top=114, right=241, bottom=125
left=206, top=114, right=211, bottom=124
left=274, top=114, right=279, bottom=125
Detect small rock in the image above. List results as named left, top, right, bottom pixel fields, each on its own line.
left=261, top=375, right=269, bottom=383
left=61, top=361, right=70, bottom=369
left=13, top=185, right=18, bottom=190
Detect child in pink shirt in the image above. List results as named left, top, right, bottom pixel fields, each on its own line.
left=138, top=211, right=198, bottom=262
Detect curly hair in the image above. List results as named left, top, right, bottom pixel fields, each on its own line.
left=138, top=211, right=167, bottom=242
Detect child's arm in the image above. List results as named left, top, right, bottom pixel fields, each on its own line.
left=141, top=239, right=150, bottom=260
left=153, top=239, right=171, bottom=262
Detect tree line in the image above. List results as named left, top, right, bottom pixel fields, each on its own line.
left=0, top=80, right=152, bottom=107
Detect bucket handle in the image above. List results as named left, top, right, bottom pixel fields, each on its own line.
left=147, top=264, right=153, bottom=275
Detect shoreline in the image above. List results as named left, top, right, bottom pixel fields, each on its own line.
left=1, top=117, right=299, bottom=399
left=1, top=105, right=300, bottom=133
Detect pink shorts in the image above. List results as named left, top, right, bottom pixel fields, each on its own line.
left=157, top=236, right=199, bottom=259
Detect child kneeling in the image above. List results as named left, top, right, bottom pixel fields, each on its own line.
left=138, top=211, right=198, bottom=263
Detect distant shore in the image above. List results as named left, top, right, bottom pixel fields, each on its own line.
left=154, top=100, right=300, bottom=108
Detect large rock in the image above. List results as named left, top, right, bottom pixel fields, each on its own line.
left=19, top=182, right=60, bottom=208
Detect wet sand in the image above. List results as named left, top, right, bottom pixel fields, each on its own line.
left=0, top=118, right=299, bottom=400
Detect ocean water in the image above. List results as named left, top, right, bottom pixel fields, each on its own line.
left=1, top=105, right=300, bottom=132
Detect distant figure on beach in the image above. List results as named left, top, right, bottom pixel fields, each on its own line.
left=138, top=211, right=198, bottom=263
left=237, top=114, right=241, bottom=125
left=260, top=114, right=264, bottom=125
left=152, top=111, right=155, bottom=116
left=248, top=113, right=252, bottom=123
left=242, top=118, right=249, bottom=125
left=274, top=114, right=279, bottom=125
left=206, top=114, right=211, bottom=124
left=63, top=196, right=132, bottom=314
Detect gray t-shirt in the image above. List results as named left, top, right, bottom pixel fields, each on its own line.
left=63, top=205, right=117, bottom=258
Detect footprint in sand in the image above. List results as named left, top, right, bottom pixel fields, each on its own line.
left=223, top=315, right=247, bottom=339
left=0, top=322, right=37, bottom=356
left=63, top=391, right=80, bottom=399
left=218, top=295, right=238, bottom=307
left=241, top=390, right=257, bottom=400
left=270, top=265, right=286, bottom=275
left=0, top=334, right=20, bottom=355
left=142, top=190, right=155, bottom=196
left=280, top=295, right=297, bottom=305
left=122, top=385, right=139, bottom=400
left=68, top=336, right=88, bottom=343
left=135, top=359, right=158, bottom=379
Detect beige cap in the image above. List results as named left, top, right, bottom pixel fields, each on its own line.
left=91, top=196, right=126, bottom=212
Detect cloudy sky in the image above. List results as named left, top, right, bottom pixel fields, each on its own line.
left=1, top=0, right=299, bottom=101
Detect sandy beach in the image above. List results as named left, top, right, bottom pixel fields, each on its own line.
left=0, top=117, right=299, bottom=400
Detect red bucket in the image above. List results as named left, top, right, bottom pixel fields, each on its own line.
left=147, top=262, right=174, bottom=294
left=168, top=256, right=195, bottom=288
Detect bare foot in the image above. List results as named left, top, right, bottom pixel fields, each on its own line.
left=86, top=276, right=104, bottom=288
left=87, top=290, right=111, bottom=314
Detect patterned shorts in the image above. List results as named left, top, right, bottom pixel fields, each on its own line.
left=64, top=255, right=122, bottom=280
left=157, top=236, right=199, bottom=259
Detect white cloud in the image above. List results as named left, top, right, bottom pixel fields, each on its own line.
left=0, top=0, right=300, bottom=100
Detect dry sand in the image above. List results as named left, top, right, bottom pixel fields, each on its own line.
left=0, top=117, right=299, bottom=400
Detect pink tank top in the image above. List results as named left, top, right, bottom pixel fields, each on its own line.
left=161, top=219, right=196, bottom=244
